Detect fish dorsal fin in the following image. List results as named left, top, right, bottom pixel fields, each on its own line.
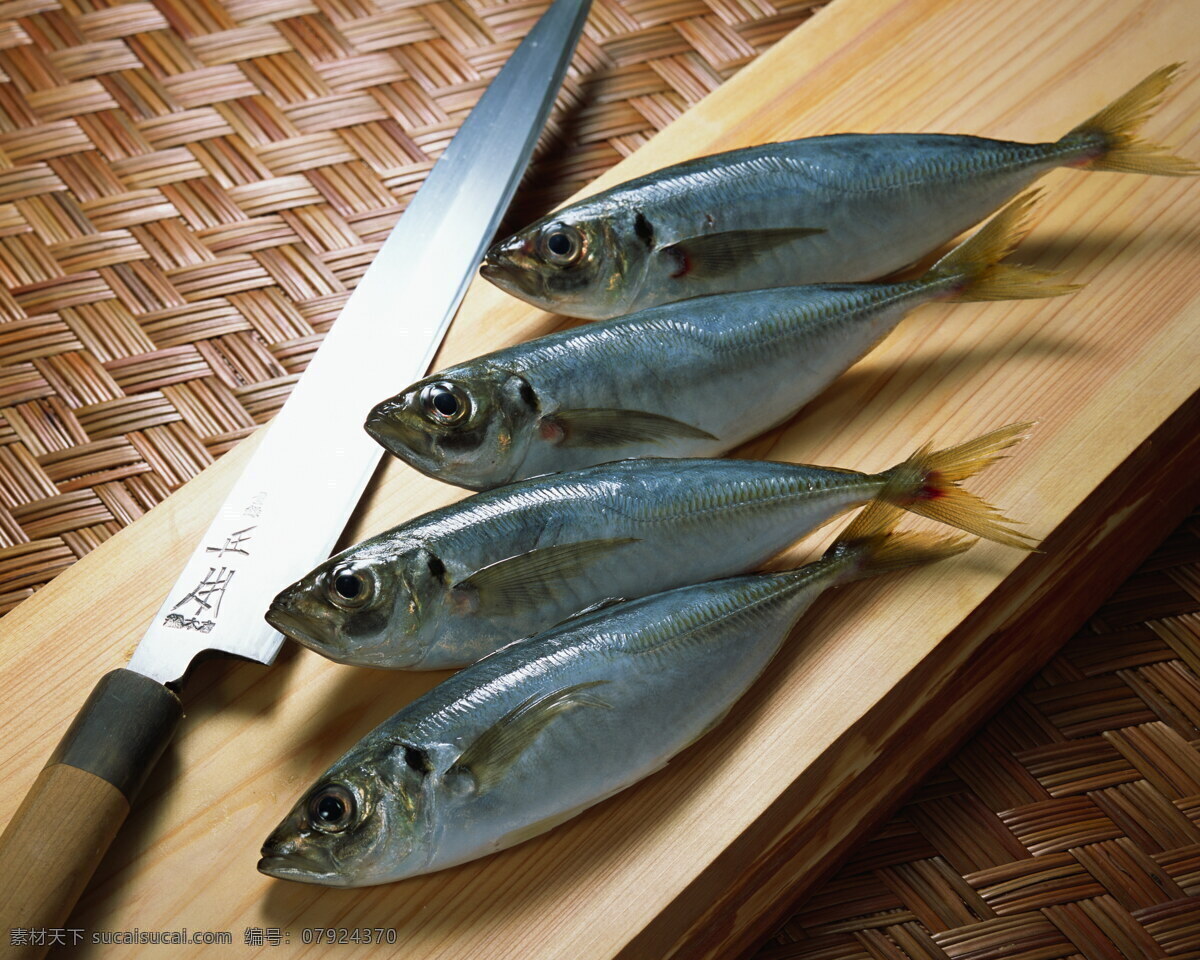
left=446, top=680, right=612, bottom=795
left=664, top=227, right=825, bottom=279
left=453, top=539, right=640, bottom=615
left=542, top=409, right=716, bottom=448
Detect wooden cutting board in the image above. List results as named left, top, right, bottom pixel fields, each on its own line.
left=2, top=0, right=1199, bottom=957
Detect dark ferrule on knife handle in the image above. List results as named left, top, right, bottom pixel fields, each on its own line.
left=0, top=670, right=182, bottom=958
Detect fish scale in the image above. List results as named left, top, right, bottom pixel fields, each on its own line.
left=615, top=567, right=827, bottom=660
left=370, top=189, right=1082, bottom=491
left=266, top=458, right=895, bottom=668
left=487, top=134, right=1063, bottom=323
left=431, top=279, right=939, bottom=485
left=268, top=423, right=1031, bottom=670
left=481, top=66, right=1194, bottom=320
left=259, top=508, right=972, bottom=886
left=602, top=470, right=860, bottom=524
left=299, top=565, right=833, bottom=881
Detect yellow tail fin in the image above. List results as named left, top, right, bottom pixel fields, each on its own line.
left=924, top=193, right=1081, bottom=302
left=1062, top=63, right=1198, bottom=176
left=824, top=500, right=974, bottom=581
left=877, top=422, right=1038, bottom=551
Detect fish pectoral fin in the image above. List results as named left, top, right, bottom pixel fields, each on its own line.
left=664, top=227, right=825, bottom=279
left=544, top=409, right=716, bottom=448
left=453, top=539, right=640, bottom=615
left=446, top=681, right=612, bottom=796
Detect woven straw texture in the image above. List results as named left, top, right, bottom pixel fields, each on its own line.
left=755, top=510, right=1200, bottom=960
left=0, top=0, right=824, bottom=616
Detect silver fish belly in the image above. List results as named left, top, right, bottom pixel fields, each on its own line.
left=258, top=507, right=971, bottom=886
left=482, top=66, right=1195, bottom=319
left=262, top=556, right=858, bottom=885
left=368, top=192, right=1072, bottom=491
left=269, top=458, right=879, bottom=669
left=370, top=279, right=951, bottom=489
left=388, top=570, right=828, bottom=877
left=588, top=135, right=1056, bottom=314
left=271, top=423, right=1030, bottom=669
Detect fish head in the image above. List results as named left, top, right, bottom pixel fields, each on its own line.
left=365, top=365, right=538, bottom=490
left=481, top=208, right=648, bottom=320
left=258, top=739, right=432, bottom=887
left=266, top=540, right=442, bottom=668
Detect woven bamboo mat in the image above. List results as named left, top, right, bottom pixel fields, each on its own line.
left=0, top=0, right=824, bottom=615
left=754, top=509, right=1200, bottom=960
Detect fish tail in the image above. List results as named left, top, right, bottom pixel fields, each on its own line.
left=823, top=501, right=974, bottom=583
left=876, top=422, right=1038, bottom=550
left=924, top=192, right=1081, bottom=302
left=1059, top=63, right=1198, bottom=176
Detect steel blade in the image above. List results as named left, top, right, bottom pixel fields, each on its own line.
left=130, top=0, right=591, bottom=684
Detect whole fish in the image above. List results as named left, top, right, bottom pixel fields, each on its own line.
left=481, top=65, right=1194, bottom=319
left=267, top=424, right=1031, bottom=669
left=367, top=193, right=1073, bottom=490
left=258, top=503, right=969, bottom=886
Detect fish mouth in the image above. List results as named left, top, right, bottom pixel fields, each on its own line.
left=364, top=403, right=427, bottom=460
left=478, top=258, right=507, bottom=283
left=259, top=830, right=344, bottom=884
left=479, top=259, right=524, bottom=301
left=265, top=604, right=329, bottom=653
left=480, top=244, right=539, bottom=300
left=257, top=853, right=342, bottom=885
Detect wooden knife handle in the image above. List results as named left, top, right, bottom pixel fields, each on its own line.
left=0, top=670, right=182, bottom=959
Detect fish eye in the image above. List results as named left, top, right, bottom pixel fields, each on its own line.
left=538, top=223, right=583, bottom=266
left=419, top=381, right=469, bottom=425
left=327, top=565, right=374, bottom=609
left=308, top=783, right=356, bottom=833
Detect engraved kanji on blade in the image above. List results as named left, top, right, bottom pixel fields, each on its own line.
left=164, top=567, right=236, bottom=633
left=162, top=498, right=262, bottom=632
left=126, top=0, right=594, bottom=687
left=207, top=527, right=256, bottom=557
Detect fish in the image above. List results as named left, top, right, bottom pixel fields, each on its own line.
left=367, top=192, right=1074, bottom=490
left=481, top=64, right=1195, bottom=319
left=258, top=502, right=971, bottom=886
left=267, top=423, right=1033, bottom=669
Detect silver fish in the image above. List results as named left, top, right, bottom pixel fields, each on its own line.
left=368, top=193, right=1073, bottom=490
left=267, top=424, right=1031, bottom=669
left=258, top=503, right=969, bottom=886
left=481, top=65, right=1194, bottom=319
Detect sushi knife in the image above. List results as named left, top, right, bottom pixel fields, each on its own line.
left=0, top=0, right=592, bottom=948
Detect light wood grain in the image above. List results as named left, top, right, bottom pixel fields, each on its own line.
left=1, top=0, right=1199, bottom=958
left=0, top=765, right=129, bottom=959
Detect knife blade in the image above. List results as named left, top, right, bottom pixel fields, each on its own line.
left=0, top=0, right=591, bottom=949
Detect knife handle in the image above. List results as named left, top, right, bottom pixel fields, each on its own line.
left=0, top=670, right=182, bottom=958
